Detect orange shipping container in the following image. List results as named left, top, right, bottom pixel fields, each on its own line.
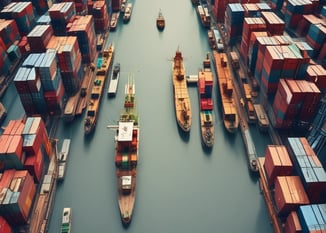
left=274, top=176, right=310, bottom=217
left=285, top=211, right=302, bottom=233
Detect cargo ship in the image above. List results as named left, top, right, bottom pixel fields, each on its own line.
left=109, top=76, right=139, bottom=226
left=198, top=54, right=214, bottom=147
left=212, top=52, right=239, bottom=133
left=84, top=44, right=114, bottom=135
left=172, top=48, right=192, bottom=132
left=107, top=63, right=120, bottom=97
left=0, top=101, right=7, bottom=126
left=57, top=139, right=71, bottom=182
left=156, top=9, right=165, bottom=31
left=61, top=208, right=72, bottom=233
left=123, top=3, right=132, bottom=23
left=253, top=104, right=269, bottom=132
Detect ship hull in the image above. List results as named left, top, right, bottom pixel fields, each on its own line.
left=212, top=52, right=239, bottom=133
left=172, top=50, right=192, bottom=133
left=117, top=170, right=136, bottom=226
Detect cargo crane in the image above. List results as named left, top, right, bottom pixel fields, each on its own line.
left=307, top=95, right=326, bottom=156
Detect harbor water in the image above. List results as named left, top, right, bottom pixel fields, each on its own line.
left=1, top=0, right=276, bottom=232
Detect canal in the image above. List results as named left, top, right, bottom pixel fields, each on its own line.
left=2, top=0, right=275, bottom=232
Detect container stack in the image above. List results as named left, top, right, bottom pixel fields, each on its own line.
left=297, top=204, right=326, bottom=232
left=0, top=19, right=20, bottom=50
left=285, top=211, right=302, bottom=233
left=272, top=79, right=321, bottom=129
left=248, top=32, right=270, bottom=75
left=90, top=0, right=109, bottom=33
left=306, top=64, right=326, bottom=93
left=286, top=137, right=326, bottom=203
left=296, top=14, right=323, bottom=37
left=67, top=15, right=96, bottom=64
left=36, top=50, right=65, bottom=115
left=261, top=11, right=285, bottom=36
left=115, top=130, right=138, bottom=169
left=263, top=145, right=293, bottom=187
left=0, top=2, right=36, bottom=36
left=48, top=2, right=76, bottom=36
left=239, top=17, right=266, bottom=66
left=47, top=36, right=83, bottom=96
left=29, top=0, right=52, bottom=15
left=37, top=13, right=51, bottom=26
left=0, top=170, right=36, bottom=226
left=225, top=3, right=245, bottom=45
left=212, top=0, right=239, bottom=23
left=274, top=176, right=310, bottom=217
left=305, top=22, right=326, bottom=58
left=242, top=4, right=260, bottom=17
left=198, top=71, right=213, bottom=110
left=293, top=41, right=313, bottom=79
left=282, top=0, right=313, bottom=28
left=65, top=0, right=88, bottom=15
left=27, top=24, right=54, bottom=53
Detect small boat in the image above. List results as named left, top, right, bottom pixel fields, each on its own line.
left=108, top=63, right=120, bottom=97
left=61, top=208, right=72, bottom=233
left=213, top=29, right=224, bottom=52
left=109, top=76, right=139, bottom=226
left=0, top=102, right=7, bottom=126
left=57, top=139, right=71, bottom=182
left=198, top=54, right=214, bottom=147
left=123, top=3, right=132, bottom=23
left=172, top=48, right=192, bottom=132
left=84, top=44, right=114, bottom=135
left=110, top=12, right=120, bottom=31
left=156, top=9, right=165, bottom=30
left=253, top=104, right=269, bottom=132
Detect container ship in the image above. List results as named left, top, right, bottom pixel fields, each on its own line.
left=172, top=48, right=192, bottom=132
left=84, top=44, right=114, bottom=135
left=110, top=76, right=139, bottom=226
left=198, top=54, right=214, bottom=147
left=212, top=51, right=239, bottom=133
left=253, top=104, right=269, bottom=132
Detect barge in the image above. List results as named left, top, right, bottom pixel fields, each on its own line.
left=84, top=44, right=114, bottom=135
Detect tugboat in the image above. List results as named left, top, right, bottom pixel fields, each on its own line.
left=84, top=44, right=114, bottom=135
left=156, top=9, right=165, bottom=30
left=123, top=3, right=132, bottom=23
left=198, top=54, right=214, bottom=147
left=172, top=48, right=192, bottom=132
left=109, top=76, right=139, bottom=226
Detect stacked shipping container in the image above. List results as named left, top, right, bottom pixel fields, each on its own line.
left=0, top=2, right=36, bottom=36
left=0, top=117, right=50, bottom=229
left=48, top=2, right=76, bottom=36
left=263, top=137, right=326, bottom=231
left=47, top=35, right=83, bottom=96
left=198, top=70, right=213, bottom=110
left=272, top=79, right=321, bottom=129
left=67, top=15, right=96, bottom=64
left=89, top=0, right=109, bottom=33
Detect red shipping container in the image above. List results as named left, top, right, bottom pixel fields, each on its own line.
left=0, top=216, right=12, bottom=233
left=274, top=176, right=310, bottom=217
left=0, top=169, right=15, bottom=189
left=264, top=145, right=293, bottom=186
left=285, top=211, right=302, bottom=233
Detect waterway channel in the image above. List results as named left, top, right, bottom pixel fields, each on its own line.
left=2, top=0, right=275, bottom=232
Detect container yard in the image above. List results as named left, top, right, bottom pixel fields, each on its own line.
left=0, top=0, right=325, bottom=232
